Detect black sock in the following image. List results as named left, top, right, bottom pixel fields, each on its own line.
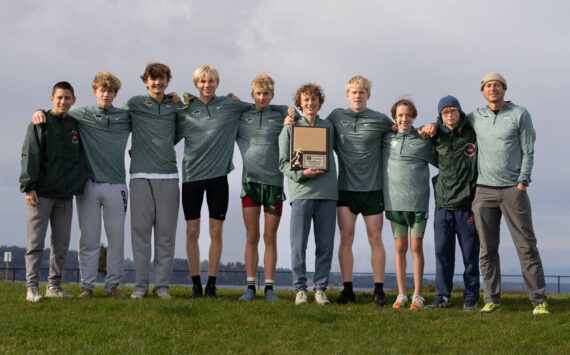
left=343, top=282, right=354, bottom=293
left=264, top=280, right=274, bottom=293
left=374, top=282, right=384, bottom=294
left=192, top=275, right=201, bottom=287
left=206, top=276, right=216, bottom=288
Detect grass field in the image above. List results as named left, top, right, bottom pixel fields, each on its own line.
left=1, top=283, right=568, bottom=354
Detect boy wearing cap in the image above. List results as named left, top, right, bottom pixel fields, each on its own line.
left=20, top=81, right=89, bottom=302
left=427, top=95, right=480, bottom=310
left=470, top=72, right=548, bottom=315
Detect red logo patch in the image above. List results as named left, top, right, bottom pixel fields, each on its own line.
left=467, top=217, right=475, bottom=224
left=464, top=143, right=475, bottom=157
left=71, top=130, right=79, bottom=144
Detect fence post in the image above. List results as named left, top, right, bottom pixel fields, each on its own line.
left=558, top=276, right=561, bottom=294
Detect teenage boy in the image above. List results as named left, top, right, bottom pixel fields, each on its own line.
left=20, top=81, right=89, bottom=302
left=236, top=74, right=289, bottom=301
left=125, top=62, right=183, bottom=299
left=32, top=72, right=131, bottom=299
left=177, top=65, right=252, bottom=298
left=327, top=76, right=393, bottom=306
left=278, top=83, right=338, bottom=305
left=427, top=95, right=480, bottom=310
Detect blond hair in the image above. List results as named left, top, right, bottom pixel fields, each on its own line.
left=193, top=65, right=220, bottom=85
left=92, top=71, right=121, bottom=93
left=345, top=75, right=371, bottom=95
left=251, top=73, right=275, bottom=94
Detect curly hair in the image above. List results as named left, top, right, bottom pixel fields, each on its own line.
left=140, top=62, right=172, bottom=82
left=294, top=83, right=325, bottom=110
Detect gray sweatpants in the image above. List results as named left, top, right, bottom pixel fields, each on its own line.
left=130, top=178, right=179, bottom=293
left=25, top=196, right=73, bottom=288
left=472, top=186, right=546, bottom=305
left=290, top=199, right=336, bottom=292
left=76, top=180, right=128, bottom=293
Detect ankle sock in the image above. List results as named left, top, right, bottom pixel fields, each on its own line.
left=374, top=282, right=384, bottom=294
left=264, top=280, right=274, bottom=293
left=206, top=276, right=216, bottom=288
left=192, top=275, right=201, bottom=287
left=247, top=277, right=256, bottom=291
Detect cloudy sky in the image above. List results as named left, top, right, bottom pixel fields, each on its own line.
left=1, top=0, right=569, bottom=275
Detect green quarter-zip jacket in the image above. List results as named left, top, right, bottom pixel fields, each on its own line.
left=382, top=128, right=436, bottom=212
left=123, top=95, right=183, bottom=175
left=20, top=110, right=89, bottom=197
left=278, top=116, right=338, bottom=203
left=327, top=108, right=393, bottom=191
left=237, top=105, right=288, bottom=187
left=70, top=104, right=131, bottom=184
left=177, top=96, right=252, bottom=183
left=432, top=112, right=478, bottom=209
left=467, top=101, right=534, bottom=187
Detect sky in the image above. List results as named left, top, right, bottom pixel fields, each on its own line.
left=1, top=0, right=569, bottom=275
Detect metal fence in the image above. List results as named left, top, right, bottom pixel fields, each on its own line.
left=2, top=266, right=570, bottom=293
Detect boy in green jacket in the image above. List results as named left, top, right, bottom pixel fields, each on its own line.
left=20, top=81, right=89, bottom=302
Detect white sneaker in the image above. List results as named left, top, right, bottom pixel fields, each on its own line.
left=314, top=290, right=330, bottom=305
left=154, top=289, right=171, bottom=300
left=45, top=286, right=74, bottom=299
left=295, top=291, right=308, bottom=305
left=26, top=287, right=44, bottom=302
left=130, top=290, right=148, bottom=299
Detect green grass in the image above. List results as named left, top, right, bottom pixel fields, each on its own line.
left=1, top=283, right=568, bottom=354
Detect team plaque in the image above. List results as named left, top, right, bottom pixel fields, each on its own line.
left=290, top=126, right=329, bottom=171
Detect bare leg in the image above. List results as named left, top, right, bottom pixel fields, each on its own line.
left=410, top=236, right=424, bottom=295
left=242, top=206, right=261, bottom=278
left=394, top=236, right=408, bottom=294
left=363, top=213, right=386, bottom=283
left=262, top=212, right=281, bottom=281
left=208, top=218, right=224, bottom=277
left=186, top=219, right=201, bottom=276
left=337, top=207, right=357, bottom=282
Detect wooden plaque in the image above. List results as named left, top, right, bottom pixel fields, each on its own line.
left=290, top=126, right=329, bottom=171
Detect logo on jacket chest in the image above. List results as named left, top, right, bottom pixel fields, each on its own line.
left=464, top=143, right=476, bottom=157
left=340, top=120, right=349, bottom=127
left=246, top=117, right=255, bottom=124
left=71, top=130, right=79, bottom=144
left=144, top=100, right=153, bottom=109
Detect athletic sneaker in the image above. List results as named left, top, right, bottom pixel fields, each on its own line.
left=533, top=301, right=549, bottom=315
left=130, top=290, right=147, bottom=299
left=480, top=302, right=500, bottom=314
left=45, top=286, right=74, bottom=299
left=410, top=295, right=425, bottom=310
left=463, top=299, right=478, bottom=310
left=204, top=284, right=217, bottom=298
left=372, top=291, right=387, bottom=307
left=239, top=288, right=256, bottom=301
left=78, top=289, right=94, bottom=299
left=106, top=287, right=127, bottom=299
left=295, top=291, right=308, bottom=305
left=392, top=294, right=408, bottom=309
left=154, top=289, right=171, bottom=300
left=26, top=287, right=44, bottom=302
left=336, top=288, right=356, bottom=304
left=314, top=290, right=331, bottom=305
left=427, top=296, right=451, bottom=309
left=264, top=289, right=279, bottom=301
left=190, top=284, right=203, bottom=298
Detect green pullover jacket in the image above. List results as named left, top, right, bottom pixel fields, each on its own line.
left=327, top=108, right=393, bottom=191
left=467, top=101, right=534, bottom=187
left=237, top=105, right=288, bottom=187
left=382, top=128, right=436, bottom=213
left=278, top=116, right=338, bottom=203
left=177, top=96, right=252, bottom=183
left=123, top=95, right=183, bottom=175
left=20, top=110, right=89, bottom=197
left=71, top=104, right=131, bottom=184
left=432, top=112, right=478, bottom=210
